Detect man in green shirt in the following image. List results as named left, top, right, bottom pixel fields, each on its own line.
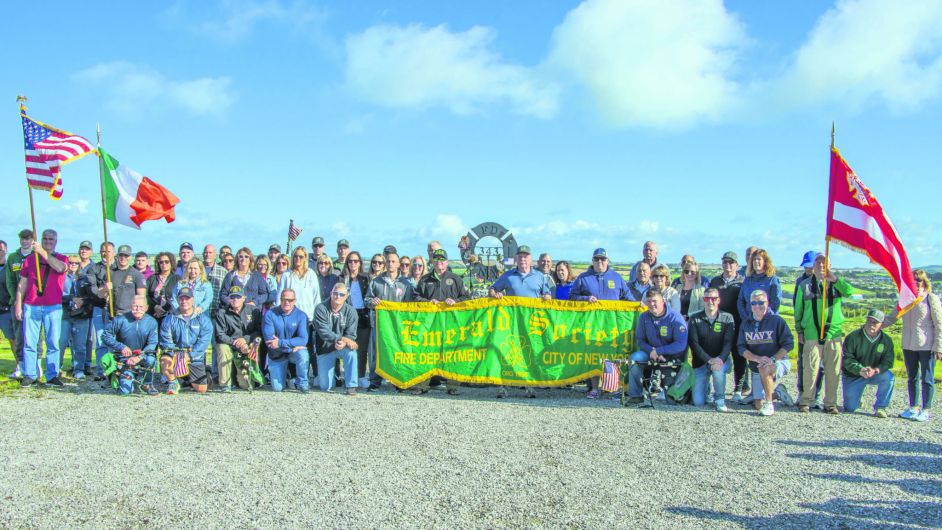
left=841, top=309, right=895, bottom=418
left=794, top=254, right=854, bottom=414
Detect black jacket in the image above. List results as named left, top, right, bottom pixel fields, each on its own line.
left=687, top=310, right=736, bottom=368
left=415, top=271, right=470, bottom=302
left=145, top=273, right=179, bottom=318
left=213, top=304, right=262, bottom=347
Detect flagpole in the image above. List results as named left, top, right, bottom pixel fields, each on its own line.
left=96, top=123, right=115, bottom=318
left=820, top=122, right=834, bottom=342
left=17, top=96, right=44, bottom=294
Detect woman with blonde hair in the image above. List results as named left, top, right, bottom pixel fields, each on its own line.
left=408, top=256, right=427, bottom=288
left=679, top=260, right=706, bottom=319
left=316, top=255, right=339, bottom=303
left=887, top=269, right=941, bottom=422
left=737, top=248, right=782, bottom=322
left=651, top=264, right=680, bottom=313
left=171, top=258, right=214, bottom=314
left=220, top=246, right=270, bottom=308
left=255, top=255, right=277, bottom=310
left=368, top=253, right=385, bottom=280
left=280, top=246, right=321, bottom=321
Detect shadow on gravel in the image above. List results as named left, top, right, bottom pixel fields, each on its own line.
left=667, top=498, right=941, bottom=529
left=815, top=473, right=942, bottom=498
left=785, top=451, right=942, bottom=475
left=777, top=439, right=942, bottom=455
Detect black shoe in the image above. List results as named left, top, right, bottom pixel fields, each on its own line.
left=626, top=396, right=644, bottom=404
left=46, top=377, right=64, bottom=387
left=20, top=378, right=35, bottom=388
left=94, top=375, right=105, bottom=382
left=367, top=383, right=380, bottom=392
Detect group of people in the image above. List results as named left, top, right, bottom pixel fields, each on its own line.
left=0, top=230, right=938, bottom=421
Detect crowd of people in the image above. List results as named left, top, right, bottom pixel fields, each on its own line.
left=0, top=229, right=938, bottom=421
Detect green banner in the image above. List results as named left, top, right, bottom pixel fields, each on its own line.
left=375, top=296, right=644, bottom=387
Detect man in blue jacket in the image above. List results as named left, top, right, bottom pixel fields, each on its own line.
left=159, top=287, right=213, bottom=395
left=626, top=289, right=689, bottom=403
left=100, top=295, right=159, bottom=395
left=262, top=288, right=311, bottom=393
left=738, top=289, right=795, bottom=416
left=570, top=248, right=632, bottom=399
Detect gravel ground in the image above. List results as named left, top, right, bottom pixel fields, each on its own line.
left=0, top=378, right=939, bottom=529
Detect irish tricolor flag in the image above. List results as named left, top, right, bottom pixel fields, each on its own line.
left=99, top=147, right=180, bottom=230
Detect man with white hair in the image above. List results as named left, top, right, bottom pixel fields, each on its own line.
left=738, top=289, right=794, bottom=416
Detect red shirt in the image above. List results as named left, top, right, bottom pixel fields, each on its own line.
left=20, top=252, right=67, bottom=306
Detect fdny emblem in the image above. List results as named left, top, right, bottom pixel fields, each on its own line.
left=846, top=170, right=869, bottom=207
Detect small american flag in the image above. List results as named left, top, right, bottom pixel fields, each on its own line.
left=172, top=350, right=189, bottom=378
left=248, top=337, right=261, bottom=362
left=601, top=361, right=620, bottom=393
left=22, top=113, right=94, bottom=200
left=288, top=219, right=302, bottom=242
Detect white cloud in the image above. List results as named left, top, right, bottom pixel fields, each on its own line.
left=344, top=24, right=559, bottom=118
left=779, top=0, right=942, bottom=112
left=73, top=62, right=236, bottom=117
left=164, top=0, right=327, bottom=44
left=548, top=0, right=747, bottom=129
left=60, top=200, right=90, bottom=214
left=432, top=214, right=467, bottom=240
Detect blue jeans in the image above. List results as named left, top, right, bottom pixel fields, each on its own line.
left=693, top=361, right=728, bottom=406
left=316, top=348, right=358, bottom=391
left=903, top=349, right=935, bottom=410
left=90, top=307, right=109, bottom=375
left=268, top=349, right=310, bottom=392
left=60, top=316, right=90, bottom=373
left=22, top=304, right=62, bottom=380
left=842, top=371, right=894, bottom=412
left=118, top=355, right=155, bottom=394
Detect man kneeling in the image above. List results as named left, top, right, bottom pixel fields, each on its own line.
left=739, top=290, right=794, bottom=416
left=100, top=295, right=158, bottom=395
left=159, top=287, right=213, bottom=394
left=313, top=283, right=359, bottom=395
left=214, top=286, right=262, bottom=391
left=626, top=290, right=689, bottom=404
left=841, top=309, right=895, bottom=417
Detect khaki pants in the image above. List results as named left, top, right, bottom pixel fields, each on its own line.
left=800, top=339, right=842, bottom=408
left=217, top=344, right=250, bottom=389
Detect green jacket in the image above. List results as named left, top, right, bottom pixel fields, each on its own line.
left=842, top=327, right=894, bottom=377
left=5, top=249, right=31, bottom=303
left=794, top=275, right=853, bottom=340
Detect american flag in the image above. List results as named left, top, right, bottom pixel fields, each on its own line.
left=248, top=337, right=261, bottom=362
left=172, top=350, right=190, bottom=378
left=601, top=361, right=621, bottom=393
left=22, top=113, right=94, bottom=200
left=288, top=219, right=302, bottom=242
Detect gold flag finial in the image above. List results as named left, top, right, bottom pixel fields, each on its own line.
left=16, top=95, right=27, bottom=113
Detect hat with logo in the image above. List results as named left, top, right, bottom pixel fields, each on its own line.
left=800, top=250, right=819, bottom=268
left=312, top=236, right=325, bottom=246
left=431, top=249, right=448, bottom=261
left=593, top=248, right=608, bottom=258
left=268, top=244, right=282, bottom=252
left=516, top=245, right=531, bottom=255
left=180, top=242, right=193, bottom=251
left=337, top=239, right=350, bottom=248
left=79, top=240, right=93, bottom=250
left=866, top=308, right=885, bottom=322
left=117, top=245, right=133, bottom=256
left=722, top=251, right=739, bottom=263
left=176, top=287, right=194, bottom=299
left=229, top=285, right=244, bottom=298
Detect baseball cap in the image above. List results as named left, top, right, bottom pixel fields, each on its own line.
left=79, top=240, right=93, bottom=250
left=176, top=287, right=194, bottom=299
left=866, top=308, right=885, bottom=322
left=269, top=244, right=282, bottom=252
left=312, top=236, right=325, bottom=246
left=337, top=239, right=350, bottom=248
left=229, top=285, right=244, bottom=298
left=517, top=245, right=531, bottom=255
left=800, top=250, right=819, bottom=268
left=721, top=251, right=739, bottom=263
left=431, top=249, right=448, bottom=261
left=117, top=245, right=132, bottom=256
left=383, top=245, right=398, bottom=255
left=593, top=248, right=608, bottom=258
left=180, top=242, right=193, bottom=251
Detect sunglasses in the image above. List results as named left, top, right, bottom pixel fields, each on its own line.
left=293, top=255, right=305, bottom=259
left=331, top=292, right=347, bottom=298
left=237, top=255, right=250, bottom=260
left=592, top=257, right=607, bottom=262
left=372, top=261, right=383, bottom=265
left=703, top=296, right=719, bottom=302
left=347, top=259, right=361, bottom=263
left=653, top=274, right=667, bottom=279
left=750, top=301, right=767, bottom=306
left=68, top=262, right=80, bottom=266
left=282, top=298, right=296, bottom=303
left=414, top=264, right=425, bottom=268
left=683, top=270, right=696, bottom=275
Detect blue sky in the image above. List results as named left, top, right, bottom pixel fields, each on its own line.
left=3, top=0, right=941, bottom=268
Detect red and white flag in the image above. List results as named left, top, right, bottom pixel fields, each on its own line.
left=826, top=147, right=918, bottom=314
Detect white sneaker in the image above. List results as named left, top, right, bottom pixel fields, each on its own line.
left=731, top=391, right=742, bottom=402
left=287, top=378, right=296, bottom=390
left=358, top=377, right=370, bottom=389
left=74, top=371, right=86, bottom=381
left=913, top=410, right=932, bottom=422
left=656, top=390, right=666, bottom=401
left=900, top=407, right=920, bottom=419
left=759, top=402, right=775, bottom=416
left=715, top=401, right=728, bottom=413
left=707, top=393, right=715, bottom=404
